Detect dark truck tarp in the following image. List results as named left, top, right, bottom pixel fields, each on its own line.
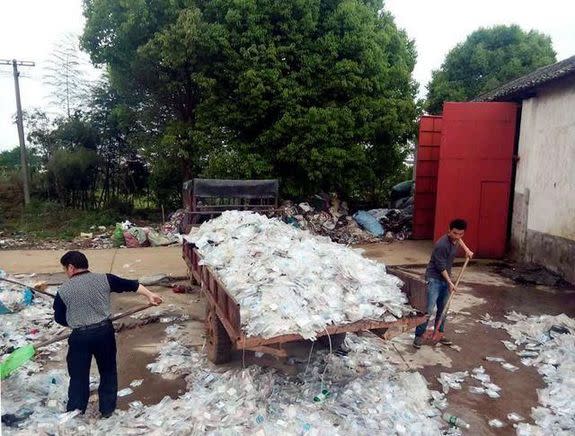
left=184, top=178, right=279, bottom=199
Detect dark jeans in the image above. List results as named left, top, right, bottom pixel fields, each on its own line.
left=66, top=321, right=117, bottom=415
left=415, top=278, right=450, bottom=337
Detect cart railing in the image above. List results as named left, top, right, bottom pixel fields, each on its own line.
left=183, top=241, right=427, bottom=352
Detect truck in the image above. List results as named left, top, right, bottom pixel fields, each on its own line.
left=180, top=178, right=428, bottom=364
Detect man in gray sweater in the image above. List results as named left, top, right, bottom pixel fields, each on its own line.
left=413, top=219, right=473, bottom=349
left=53, top=251, right=163, bottom=417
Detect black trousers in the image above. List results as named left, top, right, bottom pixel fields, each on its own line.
left=66, top=321, right=117, bottom=415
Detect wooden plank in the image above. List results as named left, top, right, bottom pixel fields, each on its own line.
left=187, top=244, right=428, bottom=351
left=202, top=285, right=242, bottom=343
left=236, top=315, right=426, bottom=348
left=244, top=345, right=288, bottom=358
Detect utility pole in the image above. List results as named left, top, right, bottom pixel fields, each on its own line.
left=1, top=58, right=35, bottom=205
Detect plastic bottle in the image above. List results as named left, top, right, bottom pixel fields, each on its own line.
left=442, top=413, right=470, bottom=429
left=313, top=389, right=331, bottom=402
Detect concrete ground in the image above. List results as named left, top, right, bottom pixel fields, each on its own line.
left=2, top=241, right=574, bottom=435
left=0, top=239, right=435, bottom=279
left=0, top=246, right=186, bottom=279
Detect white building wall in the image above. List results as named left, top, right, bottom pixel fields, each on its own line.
left=511, top=75, right=575, bottom=283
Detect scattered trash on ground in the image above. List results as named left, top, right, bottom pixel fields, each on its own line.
left=117, top=388, right=133, bottom=397
left=495, top=262, right=572, bottom=288
left=507, top=412, right=525, bottom=422
left=437, top=371, right=468, bottom=393
left=488, top=418, right=505, bottom=428
left=0, top=209, right=187, bottom=251
left=438, top=366, right=502, bottom=400
left=482, top=311, right=575, bottom=434
left=2, top=310, right=453, bottom=435
left=186, top=211, right=413, bottom=339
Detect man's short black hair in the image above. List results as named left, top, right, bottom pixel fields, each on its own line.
left=60, top=251, right=89, bottom=269
left=449, top=218, right=467, bottom=231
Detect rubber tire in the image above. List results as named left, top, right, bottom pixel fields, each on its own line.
left=317, top=333, right=346, bottom=350
left=205, top=307, right=232, bottom=364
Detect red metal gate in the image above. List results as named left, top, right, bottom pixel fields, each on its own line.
left=413, top=116, right=442, bottom=239
left=433, top=102, right=518, bottom=258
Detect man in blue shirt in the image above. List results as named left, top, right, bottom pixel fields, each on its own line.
left=413, top=219, right=473, bottom=349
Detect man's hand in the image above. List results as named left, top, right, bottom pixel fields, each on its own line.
left=458, top=239, right=474, bottom=259
left=449, top=282, right=457, bottom=293
left=33, top=281, right=49, bottom=291
left=148, top=292, right=163, bottom=306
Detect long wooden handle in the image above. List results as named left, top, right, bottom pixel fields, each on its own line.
left=0, top=277, right=56, bottom=299
left=35, top=303, right=155, bottom=349
left=434, top=258, right=470, bottom=330
left=453, top=257, right=470, bottom=290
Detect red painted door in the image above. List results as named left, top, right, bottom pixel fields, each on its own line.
left=433, top=102, right=518, bottom=258
left=413, top=116, right=442, bottom=239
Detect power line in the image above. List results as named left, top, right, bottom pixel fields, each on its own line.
left=0, top=59, right=35, bottom=205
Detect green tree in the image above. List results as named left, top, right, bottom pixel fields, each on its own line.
left=82, top=0, right=419, bottom=202
left=426, top=25, right=556, bottom=114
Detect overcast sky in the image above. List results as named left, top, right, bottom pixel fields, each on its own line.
left=1, top=0, right=574, bottom=151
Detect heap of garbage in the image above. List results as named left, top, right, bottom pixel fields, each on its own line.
left=482, top=312, right=575, bottom=434
left=186, top=211, right=413, bottom=339
left=0, top=284, right=64, bottom=359
left=274, top=190, right=413, bottom=244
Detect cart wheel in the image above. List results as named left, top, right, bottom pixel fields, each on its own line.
left=205, top=306, right=232, bottom=364
left=317, top=333, right=346, bottom=350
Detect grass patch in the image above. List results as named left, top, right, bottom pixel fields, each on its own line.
left=4, top=200, right=122, bottom=240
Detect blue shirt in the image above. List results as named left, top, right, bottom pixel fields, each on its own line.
left=425, top=235, right=458, bottom=281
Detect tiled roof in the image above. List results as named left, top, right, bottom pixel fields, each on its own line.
left=475, top=55, right=575, bottom=102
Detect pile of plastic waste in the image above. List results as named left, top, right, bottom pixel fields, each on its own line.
left=275, top=197, right=381, bottom=245
left=366, top=207, right=413, bottom=241
left=2, top=323, right=451, bottom=435
left=0, top=275, right=63, bottom=353
left=482, top=312, right=575, bottom=434
left=186, top=211, right=414, bottom=339
left=274, top=190, right=413, bottom=244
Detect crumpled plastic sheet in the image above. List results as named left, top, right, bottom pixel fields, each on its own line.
left=489, top=418, right=505, bottom=428
left=482, top=311, right=575, bottom=435
left=186, top=211, right=413, bottom=339
left=437, top=371, right=468, bottom=393
left=450, top=366, right=502, bottom=399
left=2, top=330, right=450, bottom=435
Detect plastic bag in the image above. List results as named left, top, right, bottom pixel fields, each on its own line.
left=147, top=230, right=173, bottom=247
left=128, top=227, right=148, bottom=245
left=352, top=211, right=385, bottom=236
left=123, top=231, right=140, bottom=248
left=113, top=223, right=125, bottom=247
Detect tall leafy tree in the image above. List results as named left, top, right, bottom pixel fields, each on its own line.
left=426, top=25, right=556, bottom=114
left=82, top=0, right=419, bottom=201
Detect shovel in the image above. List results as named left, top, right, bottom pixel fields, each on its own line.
left=424, top=257, right=470, bottom=343
left=0, top=303, right=155, bottom=380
